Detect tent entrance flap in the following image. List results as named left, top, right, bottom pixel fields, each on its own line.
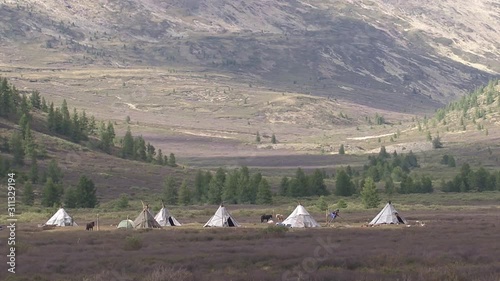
left=227, top=218, right=235, bottom=227
left=168, top=217, right=175, bottom=226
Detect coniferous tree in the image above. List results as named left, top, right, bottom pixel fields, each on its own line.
left=134, top=136, right=147, bottom=161
left=47, top=159, right=63, bottom=184
left=19, top=114, right=29, bottom=139
left=70, top=108, right=81, bottom=142
left=178, top=180, right=191, bottom=205
left=168, top=153, right=177, bottom=167
left=146, top=142, right=155, bottom=163
left=256, top=178, right=273, bottom=204
left=316, top=195, right=328, bottom=211
left=22, top=182, right=35, bottom=206
left=208, top=168, right=225, bottom=204
left=256, top=131, right=261, bottom=143
left=384, top=177, right=395, bottom=195
left=47, top=102, right=55, bottom=131
left=121, top=127, right=134, bottom=159
left=156, top=149, right=164, bottom=165
left=30, top=91, right=42, bottom=109
left=10, top=132, right=25, bottom=166
left=207, top=176, right=222, bottom=204
left=88, top=115, right=97, bottom=134
left=24, top=124, right=36, bottom=159
left=41, top=97, right=48, bottom=112
left=163, top=176, right=178, bottom=205
left=30, top=155, right=39, bottom=184
left=248, top=172, right=262, bottom=203
left=20, top=94, right=30, bottom=116
left=42, top=178, right=63, bottom=207
left=271, top=133, right=277, bottom=144
left=335, top=169, right=353, bottom=196
left=75, top=175, right=98, bottom=208
left=222, top=168, right=240, bottom=204
left=308, top=169, right=328, bottom=196
left=60, top=100, right=71, bottom=135
left=64, top=187, right=78, bottom=208
left=193, top=170, right=205, bottom=203
left=279, top=176, right=289, bottom=196
left=338, top=144, right=345, bottom=155
left=79, top=110, right=89, bottom=138
left=361, top=177, right=380, bottom=208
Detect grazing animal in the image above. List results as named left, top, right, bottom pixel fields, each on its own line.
left=86, top=221, right=95, bottom=231
left=276, top=214, right=284, bottom=222
left=261, top=214, right=273, bottom=223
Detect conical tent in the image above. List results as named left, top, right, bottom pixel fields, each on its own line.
left=154, top=204, right=181, bottom=226
left=204, top=205, right=240, bottom=227
left=282, top=204, right=320, bottom=228
left=369, top=202, right=407, bottom=225
left=133, top=205, right=162, bottom=229
left=117, top=219, right=135, bottom=229
left=45, top=208, right=78, bottom=226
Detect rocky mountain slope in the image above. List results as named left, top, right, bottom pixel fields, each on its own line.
left=0, top=0, right=499, bottom=113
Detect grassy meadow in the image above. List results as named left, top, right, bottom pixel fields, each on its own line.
left=1, top=193, right=500, bottom=281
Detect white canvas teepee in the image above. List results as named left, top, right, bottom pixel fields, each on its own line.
left=155, top=203, right=181, bottom=226
left=282, top=204, right=320, bottom=228
left=369, top=202, right=407, bottom=225
left=204, top=205, right=240, bottom=227
left=45, top=208, right=78, bottom=226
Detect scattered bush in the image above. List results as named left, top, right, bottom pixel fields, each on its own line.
left=123, top=235, right=142, bottom=251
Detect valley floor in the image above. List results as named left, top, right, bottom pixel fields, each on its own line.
left=3, top=204, right=500, bottom=281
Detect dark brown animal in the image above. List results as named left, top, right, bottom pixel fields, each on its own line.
left=86, top=221, right=95, bottom=231
left=261, top=214, right=273, bottom=223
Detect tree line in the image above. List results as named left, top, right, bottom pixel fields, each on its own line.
left=161, top=166, right=273, bottom=205
left=441, top=163, right=500, bottom=192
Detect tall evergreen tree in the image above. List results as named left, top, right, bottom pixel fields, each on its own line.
left=335, top=169, right=353, bottom=196
left=121, top=127, right=134, bottom=158
left=156, top=149, right=164, bottom=165
left=134, top=136, right=147, bottom=161
left=236, top=166, right=250, bottom=202
left=361, top=177, right=380, bottom=208
left=70, top=108, right=81, bottom=142
left=168, top=153, right=177, bottom=167
left=222, top=168, right=240, bottom=204
left=47, top=159, right=63, bottom=184
left=75, top=175, right=98, bottom=208
left=193, top=170, right=205, bottom=203
left=178, top=180, right=191, bottom=206
left=30, top=155, right=39, bottom=184
left=10, top=132, right=24, bottom=166
left=19, top=113, right=29, bottom=139
left=279, top=176, right=289, bottom=196
left=308, top=169, right=328, bottom=196
left=64, top=187, right=78, bottom=208
left=41, top=97, right=48, bottom=112
left=42, top=178, right=63, bottom=207
left=271, top=133, right=277, bottom=144
left=22, top=182, right=35, bottom=206
left=47, top=102, right=55, bottom=131
left=30, top=91, right=42, bottom=109
left=338, top=144, right=345, bottom=155
left=163, top=176, right=178, bottom=205
left=60, top=99, right=71, bottom=135
left=256, top=178, right=273, bottom=204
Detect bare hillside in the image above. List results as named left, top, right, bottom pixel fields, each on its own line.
left=0, top=0, right=498, bottom=113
